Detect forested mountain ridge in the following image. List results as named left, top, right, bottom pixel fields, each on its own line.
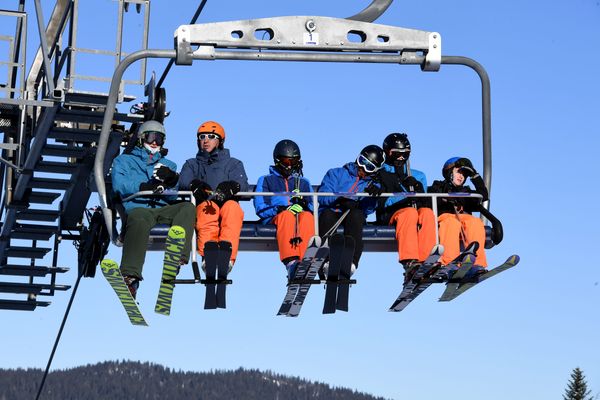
left=0, top=360, right=390, bottom=400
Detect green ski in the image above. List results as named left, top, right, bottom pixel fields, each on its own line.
left=155, top=225, right=186, bottom=316
left=100, top=259, right=148, bottom=326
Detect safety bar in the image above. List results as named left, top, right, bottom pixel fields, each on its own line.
left=120, top=190, right=483, bottom=247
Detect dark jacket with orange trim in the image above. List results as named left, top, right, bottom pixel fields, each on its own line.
left=317, top=162, right=378, bottom=216
left=253, top=166, right=314, bottom=224
left=428, top=175, right=488, bottom=215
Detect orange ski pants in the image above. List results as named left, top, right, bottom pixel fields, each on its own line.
left=272, top=210, right=315, bottom=262
left=196, top=200, right=244, bottom=262
left=389, top=207, right=437, bottom=263
left=438, top=213, right=487, bottom=267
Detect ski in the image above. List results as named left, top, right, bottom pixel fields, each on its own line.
left=440, top=254, right=520, bottom=301
left=155, top=225, right=186, bottom=316
left=216, top=241, right=232, bottom=309
left=286, top=244, right=329, bottom=317
left=277, top=236, right=321, bottom=316
left=438, top=242, right=479, bottom=302
left=100, top=259, right=147, bottom=326
left=203, top=241, right=219, bottom=309
left=335, top=235, right=356, bottom=312
left=388, top=244, right=444, bottom=312
left=322, top=234, right=345, bottom=314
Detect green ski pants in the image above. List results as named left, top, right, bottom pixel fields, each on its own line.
left=120, top=202, right=196, bottom=279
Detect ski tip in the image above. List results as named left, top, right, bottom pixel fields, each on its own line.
left=168, top=225, right=186, bottom=239
left=100, top=259, right=118, bottom=270
left=432, top=244, right=444, bottom=255
left=509, top=254, right=520, bottom=265
left=308, top=236, right=322, bottom=248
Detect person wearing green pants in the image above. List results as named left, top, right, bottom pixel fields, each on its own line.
left=112, top=120, right=195, bottom=298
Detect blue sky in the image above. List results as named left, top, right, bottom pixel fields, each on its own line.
left=1, top=1, right=599, bottom=399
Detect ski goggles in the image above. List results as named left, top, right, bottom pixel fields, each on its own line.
left=276, top=156, right=300, bottom=168
left=356, top=154, right=382, bottom=173
left=142, top=131, right=165, bottom=146
left=388, top=149, right=410, bottom=160
left=197, top=133, right=221, bottom=141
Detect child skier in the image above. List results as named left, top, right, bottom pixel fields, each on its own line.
left=428, top=157, right=488, bottom=267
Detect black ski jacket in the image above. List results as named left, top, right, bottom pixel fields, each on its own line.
left=375, top=165, right=427, bottom=224
left=428, top=175, right=488, bottom=215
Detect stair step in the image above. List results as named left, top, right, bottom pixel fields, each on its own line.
left=36, top=160, right=78, bottom=174
left=29, top=191, right=61, bottom=204
left=16, top=209, right=60, bottom=222
left=0, top=281, right=71, bottom=294
left=0, top=265, right=69, bottom=277
left=12, top=224, right=58, bottom=240
left=49, top=127, right=101, bottom=143
left=41, top=144, right=89, bottom=158
left=0, top=299, right=51, bottom=311
left=28, top=177, right=72, bottom=190
left=56, top=108, right=143, bottom=123
left=6, top=246, right=51, bottom=259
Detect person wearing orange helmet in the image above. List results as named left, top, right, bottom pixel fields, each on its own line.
left=179, top=121, right=248, bottom=270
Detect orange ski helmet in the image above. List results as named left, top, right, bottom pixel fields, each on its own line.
left=197, top=120, right=225, bottom=141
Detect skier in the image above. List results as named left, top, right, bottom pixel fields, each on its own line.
left=111, top=120, right=195, bottom=298
left=253, top=139, right=314, bottom=278
left=178, top=120, right=249, bottom=271
left=317, top=145, right=385, bottom=275
left=428, top=157, right=488, bottom=267
left=375, top=133, right=436, bottom=279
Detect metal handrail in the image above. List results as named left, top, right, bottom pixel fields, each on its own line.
left=119, top=190, right=483, bottom=245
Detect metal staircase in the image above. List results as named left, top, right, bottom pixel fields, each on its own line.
left=0, top=0, right=149, bottom=311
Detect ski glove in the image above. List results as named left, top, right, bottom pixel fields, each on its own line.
left=459, top=166, right=478, bottom=179
left=139, top=182, right=165, bottom=194
left=335, top=197, right=360, bottom=210
left=213, top=181, right=241, bottom=203
left=290, top=189, right=310, bottom=210
left=402, top=176, right=424, bottom=192
left=190, top=179, right=212, bottom=203
left=365, top=181, right=383, bottom=197
left=287, top=203, right=304, bottom=215
left=152, top=164, right=179, bottom=186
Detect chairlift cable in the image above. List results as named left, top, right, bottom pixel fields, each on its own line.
left=156, top=0, right=209, bottom=89
left=35, top=273, right=84, bottom=400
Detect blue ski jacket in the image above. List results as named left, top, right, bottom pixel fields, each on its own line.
left=179, top=148, right=249, bottom=193
left=111, top=146, right=178, bottom=212
left=380, top=163, right=428, bottom=208
left=253, top=166, right=314, bottom=224
left=317, top=162, right=378, bottom=217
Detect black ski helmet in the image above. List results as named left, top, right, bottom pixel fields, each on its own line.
left=382, top=133, right=411, bottom=166
left=442, top=157, right=474, bottom=180
left=273, top=139, right=302, bottom=175
left=356, top=144, right=385, bottom=173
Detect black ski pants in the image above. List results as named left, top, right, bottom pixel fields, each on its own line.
left=319, top=208, right=365, bottom=266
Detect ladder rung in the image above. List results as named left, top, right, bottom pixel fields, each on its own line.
left=0, top=281, right=71, bottom=294
left=49, top=127, right=101, bottom=143
left=41, top=144, right=89, bottom=158
left=0, top=299, right=51, bottom=311
left=28, top=191, right=61, bottom=205
left=12, top=224, right=58, bottom=240
left=36, top=161, right=78, bottom=174
left=0, top=265, right=68, bottom=277
left=28, top=177, right=72, bottom=190
left=16, top=209, right=60, bottom=222
left=6, top=246, right=51, bottom=259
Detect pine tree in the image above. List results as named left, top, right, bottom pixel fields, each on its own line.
left=564, top=367, right=592, bottom=400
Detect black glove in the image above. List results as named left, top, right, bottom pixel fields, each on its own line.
left=139, top=182, right=165, bottom=194
left=335, top=197, right=360, bottom=210
left=365, top=181, right=383, bottom=197
left=213, top=181, right=241, bottom=203
left=459, top=166, right=478, bottom=178
left=190, top=179, right=212, bottom=203
left=153, top=165, right=179, bottom=187
left=402, top=176, right=424, bottom=192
